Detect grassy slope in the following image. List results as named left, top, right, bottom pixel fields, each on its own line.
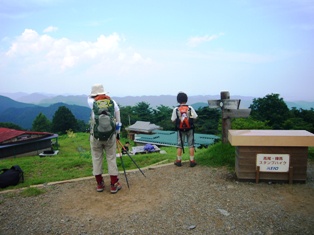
left=0, top=133, right=229, bottom=190
left=1, top=132, right=313, bottom=191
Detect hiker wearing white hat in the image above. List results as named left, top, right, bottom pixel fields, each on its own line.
left=88, top=84, right=122, bottom=194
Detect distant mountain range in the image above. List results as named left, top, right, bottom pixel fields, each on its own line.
left=1, top=92, right=257, bottom=108
left=0, top=92, right=313, bottom=130
left=0, top=95, right=90, bottom=129
left=2, top=92, right=314, bottom=109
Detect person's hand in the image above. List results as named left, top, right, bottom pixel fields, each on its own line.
left=116, top=133, right=120, bottom=140
left=115, top=122, right=122, bottom=133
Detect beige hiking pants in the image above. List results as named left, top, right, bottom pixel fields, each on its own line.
left=90, top=134, right=119, bottom=176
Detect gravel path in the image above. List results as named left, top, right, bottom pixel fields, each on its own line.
left=1, top=161, right=314, bottom=235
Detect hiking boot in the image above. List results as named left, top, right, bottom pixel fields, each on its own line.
left=174, top=160, right=182, bottom=167
left=190, top=160, right=197, bottom=167
left=110, top=182, right=122, bottom=194
left=96, top=181, right=105, bottom=192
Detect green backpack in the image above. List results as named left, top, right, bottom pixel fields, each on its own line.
left=91, top=98, right=116, bottom=141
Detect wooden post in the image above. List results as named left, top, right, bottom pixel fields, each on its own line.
left=208, top=91, right=251, bottom=144
left=221, top=91, right=230, bottom=144
left=289, top=166, right=293, bottom=184
left=256, top=166, right=260, bottom=183
left=220, top=91, right=230, bottom=100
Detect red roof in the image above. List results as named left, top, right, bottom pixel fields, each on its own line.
left=0, top=128, right=53, bottom=143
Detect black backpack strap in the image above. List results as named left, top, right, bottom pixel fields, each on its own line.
left=175, top=105, right=180, bottom=116
left=187, top=105, right=195, bottom=129
left=175, top=106, right=181, bottom=131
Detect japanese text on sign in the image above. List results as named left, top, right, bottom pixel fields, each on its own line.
left=256, top=154, right=290, bottom=172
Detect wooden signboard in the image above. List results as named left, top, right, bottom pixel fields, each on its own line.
left=256, top=153, right=290, bottom=172
left=208, top=91, right=251, bottom=143
left=207, top=99, right=241, bottom=109
left=222, top=99, right=241, bottom=109
left=229, top=130, right=314, bottom=183
left=207, top=100, right=220, bottom=109
left=222, top=109, right=251, bottom=119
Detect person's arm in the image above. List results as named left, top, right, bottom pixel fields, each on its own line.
left=190, top=106, right=198, bottom=119
left=113, top=100, right=121, bottom=135
left=112, top=99, right=121, bottom=123
left=87, top=97, right=95, bottom=120
left=87, top=97, right=94, bottom=109
left=171, top=108, right=177, bottom=122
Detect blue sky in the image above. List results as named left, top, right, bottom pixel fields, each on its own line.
left=0, top=0, right=313, bottom=101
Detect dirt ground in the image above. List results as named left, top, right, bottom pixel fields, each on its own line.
left=1, top=161, right=314, bottom=234
left=57, top=165, right=314, bottom=219
left=56, top=168, right=172, bottom=219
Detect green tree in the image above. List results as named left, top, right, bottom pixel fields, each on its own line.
left=32, top=113, right=51, bottom=132
left=132, top=102, right=154, bottom=122
left=76, top=119, right=89, bottom=132
left=0, top=122, right=24, bottom=130
left=289, top=108, right=314, bottom=133
left=283, top=117, right=313, bottom=131
left=51, top=106, right=78, bottom=134
left=195, top=107, right=220, bottom=134
left=153, top=105, right=173, bottom=130
left=120, top=106, right=135, bottom=127
left=119, top=105, right=137, bottom=138
left=249, top=93, right=290, bottom=129
left=232, top=117, right=270, bottom=130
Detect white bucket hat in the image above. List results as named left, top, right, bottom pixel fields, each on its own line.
left=90, top=84, right=108, bottom=97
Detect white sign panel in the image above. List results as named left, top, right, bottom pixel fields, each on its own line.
left=222, top=99, right=240, bottom=109
left=208, top=100, right=220, bottom=109
left=256, top=154, right=290, bottom=172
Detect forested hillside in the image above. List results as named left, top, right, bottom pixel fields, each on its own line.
left=0, top=96, right=90, bottom=129
left=1, top=94, right=314, bottom=133
left=0, top=95, right=36, bottom=113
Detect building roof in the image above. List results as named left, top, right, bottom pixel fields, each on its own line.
left=134, top=130, right=220, bottom=147
left=0, top=128, right=55, bottom=144
left=125, top=121, right=161, bottom=133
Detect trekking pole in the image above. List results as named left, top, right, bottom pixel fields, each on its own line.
left=179, top=130, right=185, bottom=154
left=192, top=128, right=196, bottom=153
left=117, top=141, right=130, bottom=189
left=117, top=140, right=146, bottom=178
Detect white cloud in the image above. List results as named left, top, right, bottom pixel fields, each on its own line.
left=187, top=33, right=224, bottom=47
left=4, top=29, right=150, bottom=71
left=43, top=26, right=58, bottom=33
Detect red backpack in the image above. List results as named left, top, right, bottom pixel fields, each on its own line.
left=175, top=105, right=194, bottom=132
